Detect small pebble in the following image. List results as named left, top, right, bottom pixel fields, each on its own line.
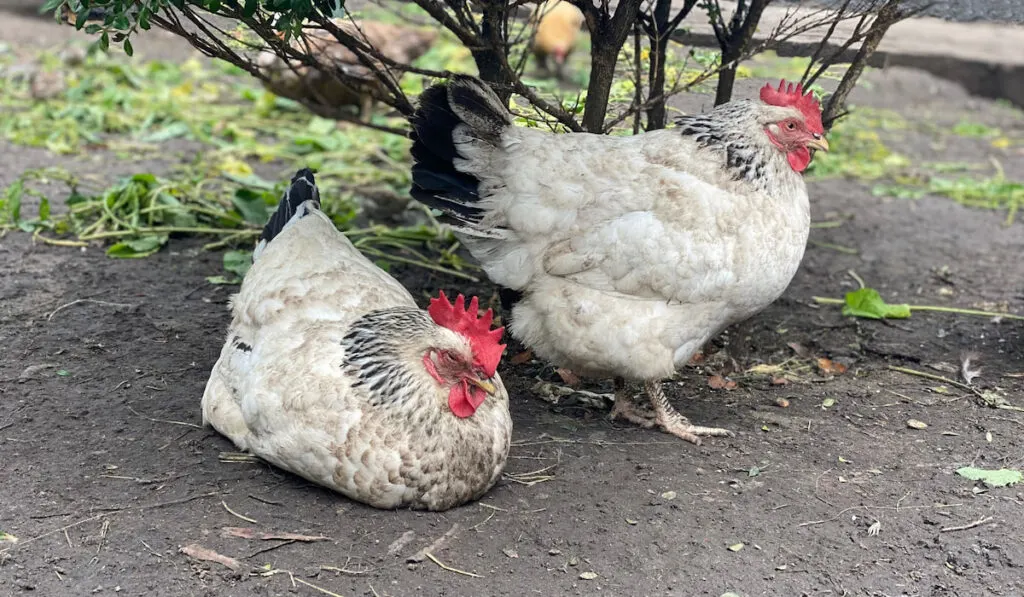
left=774, top=397, right=790, bottom=408
left=907, top=419, right=928, bottom=430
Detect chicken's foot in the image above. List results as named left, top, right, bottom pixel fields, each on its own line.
left=645, top=380, right=735, bottom=445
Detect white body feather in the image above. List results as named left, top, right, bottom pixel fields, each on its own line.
left=202, top=205, right=512, bottom=510
left=450, top=113, right=810, bottom=380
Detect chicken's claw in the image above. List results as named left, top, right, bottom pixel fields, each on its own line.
left=646, top=379, right=734, bottom=445
left=656, top=419, right=736, bottom=446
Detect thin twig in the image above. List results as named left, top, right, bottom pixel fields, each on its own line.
left=887, top=366, right=976, bottom=394
left=126, top=405, right=202, bottom=429
left=423, top=551, right=482, bottom=578
left=47, top=299, right=136, bottom=322
left=222, top=501, right=259, bottom=524
left=247, top=539, right=296, bottom=559
left=941, top=516, right=993, bottom=533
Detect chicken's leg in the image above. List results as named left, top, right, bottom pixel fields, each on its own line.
left=645, top=380, right=734, bottom=444
left=608, top=377, right=657, bottom=428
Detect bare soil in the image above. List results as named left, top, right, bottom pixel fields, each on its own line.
left=3, top=10, right=1024, bottom=597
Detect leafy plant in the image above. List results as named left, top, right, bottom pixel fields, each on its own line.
left=48, top=0, right=921, bottom=135
left=951, top=121, right=1000, bottom=138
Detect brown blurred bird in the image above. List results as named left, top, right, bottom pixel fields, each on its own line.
left=256, top=19, right=437, bottom=122
left=57, top=4, right=107, bottom=26
left=529, top=0, right=585, bottom=82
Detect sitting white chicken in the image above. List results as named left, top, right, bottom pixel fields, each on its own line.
left=202, top=168, right=512, bottom=511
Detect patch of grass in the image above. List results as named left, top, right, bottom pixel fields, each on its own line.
left=0, top=38, right=492, bottom=279
left=874, top=174, right=1024, bottom=225
left=809, top=107, right=1024, bottom=224
left=951, top=120, right=1000, bottom=138
left=2, top=164, right=479, bottom=279
left=747, top=51, right=854, bottom=85
left=808, top=110, right=911, bottom=180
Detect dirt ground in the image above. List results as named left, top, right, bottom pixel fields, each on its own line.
left=3, top=10, right=1024, bottom=597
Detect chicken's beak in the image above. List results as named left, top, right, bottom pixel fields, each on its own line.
left=807, top=134, right=830, bottom=153
left=468, top=377, right=497, bottom=395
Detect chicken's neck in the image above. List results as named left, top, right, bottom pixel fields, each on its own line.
left=341, top=307, right=441, bottom=408
left=675, top=103, right=793, bottom=193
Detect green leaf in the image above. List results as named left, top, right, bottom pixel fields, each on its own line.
left=38, top=197, right=51, bottom=221
left=842, top=288, right=911, bottom=320
left=106, top=234, right=168, bottom=258
left=242, top=0, right=258, bottom=16
left=40, top=0, right=63, bottom=15
left=231, top=189, right=270, bottom=224
left=4, top=179, right=24, bottom=223
left=206, top=275, right=240, bottom=285
left=123, top=39, right=133, bottom=57
left=223, top=250, right=252, bottom=279
left=130, top=173, right=158, bottom=185
left=956, top=467, right=1022, bottom=488
left=138, top=122, right=190, bottom=142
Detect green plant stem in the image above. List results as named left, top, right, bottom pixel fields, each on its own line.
left=812, top=296, right=1024, bottom=320
left=360, top=247, right=479, bottom=282
left=80, top=227, right=261, bottom=240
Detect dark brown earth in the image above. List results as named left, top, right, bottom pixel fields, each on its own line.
left=3, top=8, right=1024, bottom=597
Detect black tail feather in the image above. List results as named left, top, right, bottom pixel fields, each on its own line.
left=257, top=168, right=320, bottom=251
left=408, top=75, right=510, bottom=226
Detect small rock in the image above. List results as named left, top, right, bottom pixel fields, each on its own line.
left=660, top=491, right=676, bottom=500
left=548, top=548, right=561, bottom=556
left=907, top=419, right=928, bottom=430
left=579, top=571, right=597, bottom=580
left=727, top=543, right=744, bottom=552
left=502, top=548, right=519, bottom=559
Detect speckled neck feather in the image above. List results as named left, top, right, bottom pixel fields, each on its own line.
left=676, top=102, right=773, bottom=188
left=341, top=307, right=437, bottom=407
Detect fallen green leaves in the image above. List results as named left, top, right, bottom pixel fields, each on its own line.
left=841, top=288, right=911, bottom=320
left=956, top=467, right=1023, bottom=488
left=814, top=287, right=1024, bottom=321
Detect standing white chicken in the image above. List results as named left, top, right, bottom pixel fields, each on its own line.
left=409, top=76, right=828, bottom=444
left=202, top=168, right=512, bottom=510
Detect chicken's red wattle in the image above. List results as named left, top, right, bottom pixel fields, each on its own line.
left=449, top=381, right=486, bottom=418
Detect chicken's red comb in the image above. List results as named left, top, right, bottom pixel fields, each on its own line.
left=759, top=79, right=824, bottom=134
left=428, top=291, right=506, bottom=378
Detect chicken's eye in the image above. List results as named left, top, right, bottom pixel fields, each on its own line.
left=437, top=350, right=460, bottom=365
left=785, top=121, right=796, bottom=130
